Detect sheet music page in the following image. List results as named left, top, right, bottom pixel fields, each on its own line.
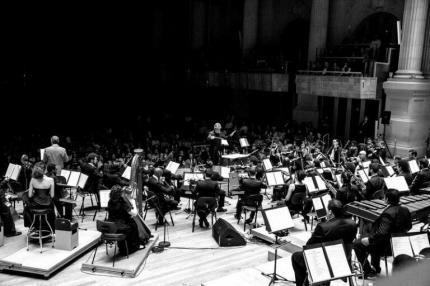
left=392, top=236, right=413, bottom=257
left=304, top=247, right=332, bottom=283
left=40, top=148, right=45, bottom=160
left=304, top=177, right=318, bottom=193
left=10, top=164, right=21, bottom=181
left=321, top=162, right=326, bottom=168
left=220, top=167, right=230, bottom=179
left=183, top=173, right=192, bottom=186
left=410, top=233, right=430, bottom=256
left=5, top=163, right=14, bottom=178
left=321, top=194, right=332, bottom=213
left=78, top=173, right=88, bottom=189
left=362, top=161, right=371, bottom=168
left=317, top=168, right=324, bottom=174
left=336, top=174, right=343, bottom=188
left=315, top=176, right=327, bottom=190
left=194, top=173, right=204, bottom=181
left=358, top=170, right=368, bottom=183
left=239, top=138, right=249, bottom=148
left=264, top=206, right=294, bottom=232
left=266, top=172, right=277, bottom=186
left=99, top=190, right=111, bottom=208
left=386, top=166, right=395, bottom=176
left=313, top=198, right=324, bottom=210
left=61, top=170, right=71, bottom=181
left=229, top=172, right=240, bottom=189
left=384, top=176, right=409, bottom=192
left=263, top=159, right=273, bottom=170
left=221, top=139, right=229, bottom=146
left=166, top=161, right=180, bottom=174
left=274, top=171, right=284, bottom=185
left=409, top=160, right=420, bottom=174
left=122, top=166, right=131, bottom=180
left=68, top=171, right=80, bottom=187
left=325, top=244, right=352, bottom=278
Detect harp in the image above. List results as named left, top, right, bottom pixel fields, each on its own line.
left=130, top=148, right=144, bottom=215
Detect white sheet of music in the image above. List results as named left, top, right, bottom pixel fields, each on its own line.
left=263, top=159, right=273, bottom=171
left=166, top=161, right=180, bottom=175
left=392, top=236, right=413, bottom=257
left=10, top=165, right=21, bottom=181
left=221, top=139, right=229, bottom=146
left=315, top=176, right=327, bottom=190
left=304, top=177, right=318, bottom=193
left=384, top=176, right=409, bottom=192
left=264, top=206, right=294, bottom=232
left=409, top=160, right=420, bottom=174
left=410, top=233, right=430, bottom=256
left=321, top=194, right=331, bottom=213
left=320, top=162, right=326, bottom=168
left=336, top=174, right=343, bottom=188
left=358, top=170, right=368, bottom=183
left=386, top=166, right=395, bottom=176
left=5, top=163, right=14, bottom=178
left=304, top=247, right=331, bottom=283
left=68, top=171, right=80, bottom=187
left=122, top=166, right=131, bottom=180
left=362, top=161, right=371, bottom=168
left=40, top=148, right=45, bottom=160
left=78, top=173, right=88, bottom=189
left=61, top=169, right=71, bottom=181
left=220, top=166, right=230, bottom=179
left=266, top=173, right=277, bottom=186
left=317, top=168, right=324, bottom=174
left=312, top=198, right=324, bottom=210
left=325, top=244, right=352, bottom=278
left=239, top=138, right=249, bottom=148
left=99, top=189, right=111, bottom=208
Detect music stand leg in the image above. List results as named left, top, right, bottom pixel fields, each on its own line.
left=261, top=235, right=289, bottom=285
left=158, top=216, right=171, bottom=248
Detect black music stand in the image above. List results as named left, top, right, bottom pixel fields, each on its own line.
left=261, top=206, right=294, bottom=285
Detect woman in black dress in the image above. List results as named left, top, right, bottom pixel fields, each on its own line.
left=107, top=185, right=141, bottom=255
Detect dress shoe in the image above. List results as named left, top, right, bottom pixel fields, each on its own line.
left=203, top=218, right=210, bottom=228
left=199, top=219, right=204, bottom=228
left=217, top=208, right=227, bottom=212
left=245, top=218, right=254, bottom=224
left=5, top=231, right=21, bottom=237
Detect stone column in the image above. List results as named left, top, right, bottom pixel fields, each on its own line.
left=307, top=0, right=329, bottom=64
left=395, top=0, right=429, bottom=78
left=242, top=0, right=259, bottom=58
left=422, top=4, right=430, bottom=77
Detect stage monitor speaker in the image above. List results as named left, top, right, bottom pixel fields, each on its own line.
left=381, top=111, right=391, bottom=124
left=212, top=218, right=246, bottom=247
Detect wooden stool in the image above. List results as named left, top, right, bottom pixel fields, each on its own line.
left=27, top=209, right=55, bottom=253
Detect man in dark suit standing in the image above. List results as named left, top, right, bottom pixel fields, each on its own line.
left=410, top=158, right=430, bottom=194
left=147, top=168, right=178, bottom=225
left=235, top=167, right=266, bottom=224
left=194, top=170, right=221, bottom=228
left=354, top=189, right=412, bottom=278
left=291, top=200, right=357, bottom=286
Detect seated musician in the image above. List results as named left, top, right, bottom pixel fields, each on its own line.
left=363, top=163, right=385, bottom=200
left=147, top=167, right=179, bottom=225
left=81, top=153, right=103, bottom=209
left=410, top=158, right=430, bottom=194
left=354, top=150, right=368, bottom=174
left=397, top=159, right=414, bottom=186
left=0, top=180, right=21, bottom=237
left=45, top=163, right=66, bottom=218
left=162, top=168, right=182, bottom=205
left=24, top=166, right=56, bottom=230
left=354, top=189, right=412, bottom=278
left=194, top=170, right=222, bottom=228
left=285, top=170, right=312, bottom=221
left=107, top=185, right=141, bottom=255
left=235, top=167, right=266, bottom=224
left=291, top=200, right=357, bottom=286
left=336, top=172, right=361, bottom=208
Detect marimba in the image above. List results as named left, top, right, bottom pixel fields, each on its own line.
left=345, top=194, right=430, bottom=223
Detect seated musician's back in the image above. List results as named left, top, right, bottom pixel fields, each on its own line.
left=410, top=158, right=430, bottom=194
left=195, top=170, right=220, bottom=198
left=292, top=200, right=357, bottom=286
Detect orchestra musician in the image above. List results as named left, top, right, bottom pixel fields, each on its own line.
left=285, top=170, right=313, bottom=221
left=42, top=135, right=70, bottom=175
left=0, top=180, right=21, bottom=237
left=354, top=189, right=412, bottom=278
left=207, top=122, right=225, bottom=165
left=81, top=153, right=103, bottom=209
left=292, top=200, right=357, bottom=286
left=147, top=167, right=179, bottom=225
left=194, top=170, right=222, bottom=228
left=397, top=159, right=414, bottom=186
left=363, top=163, right=385, bottom=200
left=336, top=172, right=360, bottom=208
left=329, top=139, right=342, bottom=164
left=17, top=154, right=33, bottom=192
left=410, top=158, right=430, bottom=194
left=235, top=167, right=266, bottom=224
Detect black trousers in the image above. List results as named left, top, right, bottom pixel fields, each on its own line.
left=218, top=190, right=226, bottom=209
left=0, top=204, right=16, bottom=235
left=353, top=238, right=382, bottom=272
left=292, top=251, right=308, bottom=286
